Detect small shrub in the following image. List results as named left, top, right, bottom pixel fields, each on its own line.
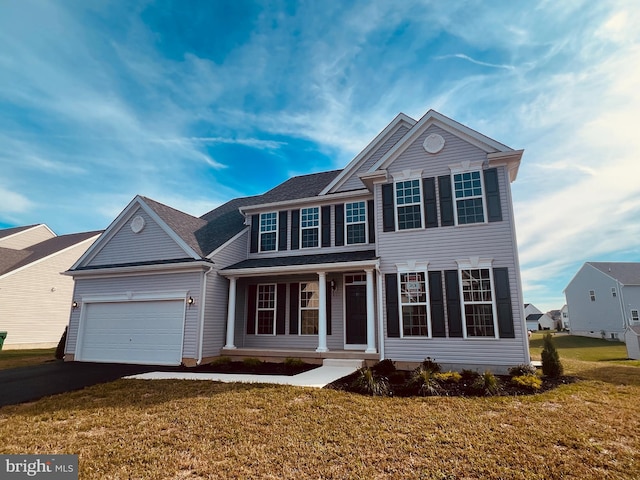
left=421, top=357, right=441, bottom=373
left=471, top=370, right=499, bottom=396
left=371, top=359, right=396, bottom=376
left=410, top=366, right=444, bottom=397
left=541, top=333, right=563, bottom=377
left=55, top=327, right=67, bottom=360
left=242, top=357, right=263, bottom=368
left=210, top=356, right=232, bottom=366
left=511, top=375, right=542, bottom=392
left=460, top=369, right=479, bottom=382
left=508, top=363, right=537, bottom=377
left=351, top=367, right=390, bottom=396
left=434, top=371, right=462, bottom=384
left=283, top=357, right=305, bottom=368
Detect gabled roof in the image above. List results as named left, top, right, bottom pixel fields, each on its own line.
left=526, top=313, right=544, bottom=321
left=588, top=262, right=640, bottom=286
left=0, top=230, right=101, bottom=277
left=0, top=224, right=40, bottom=240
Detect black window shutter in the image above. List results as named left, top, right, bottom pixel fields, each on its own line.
left=250, top=214, right=259, bottom=253
left=367, top=199, right=375, bottom=243
left=385, top=273, right=400, bottom=337
left=291, top=210, right=300, bottom=250
left=335, top=204, right=344, bottom=246
left=484, top=168, right=502, bottom=222
left=289, top=283, right=299, bottom=334
left=278, top=211, right=288, bottom=251
left=429, top=271, right=446, bottom=337
left=494, top=267, right=515, bottom=338
left=246, top=284, right=257, bottom=334
left=438, top=176, right=454, bottom=227
left=321, top=206, right=331, bottom=247
left=445, top=270, right=463, bottom=337
left=381, top=183, right=395, bottom=232
left=276, top=284, right=287, bottom=335
left=326, top=282, right=332, bottom=336
left=423, top=177, right=438, bottom=229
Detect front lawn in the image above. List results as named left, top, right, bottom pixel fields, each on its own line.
left=0, top=348, right=56, bottom=370
left=529, top=332, right=640, bottom=366
left=1, top=359, right=639, bottom=478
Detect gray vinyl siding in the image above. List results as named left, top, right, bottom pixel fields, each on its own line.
left=337, top=125, right=410, bottom=193
left=201, top=230, right=249, bottom=358
left=233, top=274, right=345, bottom=350
left=87, top=208, right=189, bottom=267
left=376, top=125, right=528, bottom=366
left=66, top=271, right=203, bottom=359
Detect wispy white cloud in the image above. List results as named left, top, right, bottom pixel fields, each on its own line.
left=435, top=53, right=515, bottom=70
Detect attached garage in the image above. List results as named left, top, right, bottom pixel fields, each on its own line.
left=77, top=299, right=185, bottom=365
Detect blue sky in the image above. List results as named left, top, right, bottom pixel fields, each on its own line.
left=1, top=0, right=639, bottom=312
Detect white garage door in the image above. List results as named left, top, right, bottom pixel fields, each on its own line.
left=79, top=300, right=184, bottom=365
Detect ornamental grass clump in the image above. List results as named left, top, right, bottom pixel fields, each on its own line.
left=508, top=363, right=538, bottom=377
left=410, top=366, right=444, bottom=397
left=421, top=357, right=442, bottom=373
left=351, top=367, right=390, bottom=397
left=541, top=333, right=564, bottom=378
left=242, top=357, right=263, bottom=368
left=471, top=370, right=500, bottom=396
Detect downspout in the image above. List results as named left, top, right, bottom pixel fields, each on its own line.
left=376, top=265, right=385, bottom=361
left=197, top=266, right=213, bottom=365
left=617, top=279, right=628, bottom=334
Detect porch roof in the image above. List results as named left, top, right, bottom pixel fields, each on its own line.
left=221, top=250, right=378, bottom=276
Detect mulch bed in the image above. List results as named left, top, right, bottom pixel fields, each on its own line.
left=187, top=361, right=318, bottom=376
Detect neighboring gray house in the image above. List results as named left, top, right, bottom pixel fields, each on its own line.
left=564, top=262, right=640, bottom=341
left=0, top=224, right=100, bottom=348
left=64, top=110, right=530, bottom=372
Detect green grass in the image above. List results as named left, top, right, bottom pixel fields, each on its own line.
left=529, top=332, right=640, bottom=366
left=0, top=348, right=56, bottom=370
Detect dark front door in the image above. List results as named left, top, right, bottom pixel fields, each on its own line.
left=345, top=284, right=367, bottom=345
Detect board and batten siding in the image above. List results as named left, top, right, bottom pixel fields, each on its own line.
left=374, top=125, right=528, bottom=367
left=87, top=208, right=189, bottom=267
left=0, top=224, right=55, bottom=250
left=337, top=125, right=410, bottom=193
left=201, top=230, right=249, bottom=358
left=0, top=239, right=97, bottom=348
left=66, top=271, right=203, bottom=359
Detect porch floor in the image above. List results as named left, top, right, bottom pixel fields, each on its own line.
left=218, top=347, right=380, bottom=365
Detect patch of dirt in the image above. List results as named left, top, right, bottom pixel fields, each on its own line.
left=186, top=361, right=318, bottom=377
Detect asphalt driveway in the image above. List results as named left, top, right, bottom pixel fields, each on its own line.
left=0, top=361, right=172, bottom=407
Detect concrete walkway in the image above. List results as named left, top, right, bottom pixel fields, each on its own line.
left=125, top=359, right=362, bottom=388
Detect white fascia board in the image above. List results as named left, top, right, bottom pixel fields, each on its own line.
left=358, top=170, right=388, bottom=191
left=239, top=189, right=372, bottom=214
left=221, top=258, right=380, bottom=277
left=319, top=114, right=417, bottom=195
left=487, top=150, right=524, bottom=182
left=63, top=260, right=213, bottom=279
left=368, top=110, right=514, bottom=173
left=0, top=234, right=101, bottom=281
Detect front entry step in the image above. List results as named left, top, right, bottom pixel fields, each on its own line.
left=322, top=359, right=364, bottom=368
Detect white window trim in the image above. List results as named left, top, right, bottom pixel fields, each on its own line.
left=256, top=284, right=277, bottom=336
left=259, top=212, right=278, bottom=253
left=392, top=170, right=425, bottom=231
left=396, top=261, right=431, bottom=338
left=299, top=281, right=319, bottom=336
left=345, top=201, right=368, bottom=245
left=450, top=170, right=488, bottom=226
left=300, top=206, right=321, bottom=249
left=456, top=258, right=498, bottom=339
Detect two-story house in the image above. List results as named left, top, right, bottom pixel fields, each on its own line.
left=64, top=110, right=530, bottom=372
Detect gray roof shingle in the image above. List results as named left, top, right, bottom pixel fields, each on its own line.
left=224, top=250, right=377, bottom=270
left=588, top=262, right=640, bottom=285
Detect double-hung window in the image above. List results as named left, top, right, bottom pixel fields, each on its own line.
left=460, top=268, right=497, bottom=337
left=300, top=282, right=319, bottom=335
left=301, top=207, right=319, bottom=248
left=259, top=212, right=277, bottom=252
left=399, top=271, right=429, bottom=336
left=631, top=309, right=639, bottom=323
left=345, top=201, right=367, bottom=244
left=395, top=179, right=422, bottom=230
left=256, top=284, right=276, bottom=335
left=453, top=171, right=485, bottom=224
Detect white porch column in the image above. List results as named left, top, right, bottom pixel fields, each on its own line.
left=365, top=268, right=377, bottom=353
left=316, top=271, right=328, bottom=352
left=224, top=276, right=237, bottom=349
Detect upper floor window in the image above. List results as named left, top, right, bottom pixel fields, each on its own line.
left=300, top=282, right=319, bottom=335
left=399, top=271, right=429, bottom=337
left=259, top=212, right=277, bottom=252
left=345, top=201, right=367, bottom=244
left=632, top=309, right=639, bottom=323
left=453, top=171, right=485, bottom=224
left=256, top=284, right=276, bottom=335
left=461, top=268, right=497, bottom=337
left=589, top=290, right=596, bottom=302
left=611, top=287, right=617, bottom=298
left=395, top=179, right=422, bottom=230
left=301, top=207, right=319, bottom=248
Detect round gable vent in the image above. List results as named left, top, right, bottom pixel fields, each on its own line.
left=131, top=215, right=145, bottom=233
left=423, top=133, right=445, bottom=154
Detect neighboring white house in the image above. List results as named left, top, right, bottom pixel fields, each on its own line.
left=64, top=109, right=531, bottom=373
left=0, top=224, right=101, bottom=349
left=560, top=304, right=570, bottom=330
left=524, top=303, right=555, bottom=331
left=564, top=262, right=640, bottom=341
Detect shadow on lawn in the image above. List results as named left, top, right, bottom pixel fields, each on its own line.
left=573, top=364, right=640, bottom=386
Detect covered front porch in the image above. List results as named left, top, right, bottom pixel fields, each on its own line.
left=219, top=250, right=382, bottom=359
